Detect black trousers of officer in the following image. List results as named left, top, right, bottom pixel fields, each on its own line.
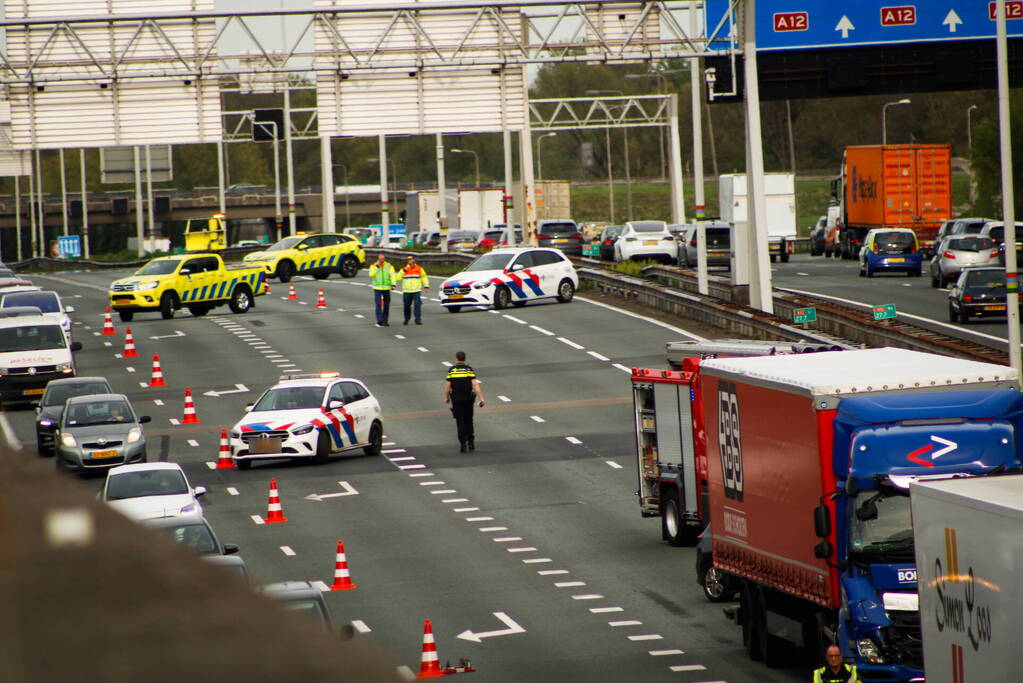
left=451, top=398, right=475, bottom=445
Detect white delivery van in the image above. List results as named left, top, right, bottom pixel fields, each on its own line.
left=718, top=173, right=797, bottom=263
left=0, top=316, right=81, bottom=404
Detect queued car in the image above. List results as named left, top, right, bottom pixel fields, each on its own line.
left=858, top=228, right=922, bottom=278
left=229, top=372, right=383, bottom=470
left=142, top=515, right=239, bottom=557
left=677, top=221, right=732, bottom=268
left=928, top=236, right=999, bottom=287
left=975, top=221, right=1023, bottom=266
left=948, top=267, right=1015, bottom=324
left=0, top=317, right=82, bottom=405
left=446, top=230, right=480, bottom=252
left=695, top=525, right=738, bottom=603
left=242, top=232, right=365, bottom=282
left=54, top=393, right=150, bottom=472
left=0, top=289, right=74, bottom=339
left=597, top=225, right=624, bottom=261
left=101, top=462, right=207, bottom=521
left=614, top=220, right=676, bottom=263
left=203, top=555, right=250, bottom=583
left=440, top=247, right=578, bottom=312
left=809, top=216, right=827, bottom=256
left=947, top=217, right=988, bottom=238
left=536, top=219, right=584, bottom=255
left=259, top=581, right=342, bottom=634
left=35, top=376, right=112, bottom=456
left=475, top=227, right=523, bottom=252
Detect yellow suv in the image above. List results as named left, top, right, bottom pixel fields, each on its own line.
left=243, top=233, right=365, bottom=283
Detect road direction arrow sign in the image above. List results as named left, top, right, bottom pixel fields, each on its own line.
left=149, top=330, right=186, bottom=340
left=202, top=383, right=249, bottom=398
left=304, top=481, right=359, bottom=502
left=456, top=612, right=526, bottom=643
left=793, top=307, right=817, bottom=324
left=873, top=303, right=897, bottom=321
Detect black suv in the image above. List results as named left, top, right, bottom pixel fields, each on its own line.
left=948, top=267, right=1014, bottom=323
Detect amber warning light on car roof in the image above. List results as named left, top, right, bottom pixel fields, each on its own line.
left=279, top=372, right=341, bottom=382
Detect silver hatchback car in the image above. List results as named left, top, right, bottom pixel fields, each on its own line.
left=55, top=393, right=150, bottom=472
left=929, top=235, right=999, bottom=287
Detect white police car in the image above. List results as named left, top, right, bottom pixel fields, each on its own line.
left=228, top=373, right=383, bottom=469
left=440, top=247, right=578, bottom=312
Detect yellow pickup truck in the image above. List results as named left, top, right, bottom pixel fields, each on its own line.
left=109, top=253, right=268, bottom=322
left=242, top=232, right=365, bottom=282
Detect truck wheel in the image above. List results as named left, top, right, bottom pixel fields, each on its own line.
left=363, top=422, right=382, bottom=456
left=948, top=303, right=958, bottom=323
left=229, top=286, right=252, bottom=314
left=493, top=286, right=511, bottom=310
left=236, top=458, right=251, bottom=470
left=339, top=256, right=359, bottom=278
left=556, top=279, right=575, bottom=303
left=700, top=566, right=736, bottom=603
left=769, top=254, right=777, bottom=263
left=780, top=250, right=790, bottom=263
left=276, top=261, right=295, bottom=283
left=958, top=306, right=970, bottom=324
left=313, top=430, right=331, bottom=464
left=660, top=492, right=696, bottom=546
left=740, top=584, right=763, bottom=661
left=117, top=310, right=134, bottom=322
left=757, top=589, right=791, bottom=667
left=187, top=304, right=210, bottom=317
left=159, top=292, right=178, bottom=320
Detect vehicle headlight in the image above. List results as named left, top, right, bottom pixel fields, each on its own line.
left=61, top=432, right=77, bottom=448
left=138, top=281, right=159, bottom=291
left=39, top=419, right=53, bottom=427
left=291, top=424, right=315, bottom=436
left=127, top=427, right=142, bottom=444
left=473, top=282, right=492, bottom=289
left=179, top=503, right=198, bottom=515
left=856, top=638, right=885, bottom=664
left=0, top=368, right=7, bottom=377
left=57, top=363, right=73, bottom=374
left=230, top=430, right=241, bottom=439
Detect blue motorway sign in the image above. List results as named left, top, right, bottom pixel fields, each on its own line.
left=706, top=1, right=1023, bottom=52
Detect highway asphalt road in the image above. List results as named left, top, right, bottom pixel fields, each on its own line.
left=9, top=268, right=809, bottom=683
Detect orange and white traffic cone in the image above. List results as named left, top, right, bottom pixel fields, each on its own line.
left=264, top=478, right=287, bottom=523
left=316, top=288, right=327, bottom=309
left=329, top=540, right=357, bottom=590
left=122, top=327, right=139, bottom=358
left=148, top=354, right=167, bottom=387
left=265, top=281, right=271, bottom=294
left=214, top=428, right=234, bottom=469
left=416, top=620, right=444, bottom=678
left=287, top=283, right=297, bottom=300
left=181, top=388, right=200, bottom=424
left=101, top=306, right=116, bottom=335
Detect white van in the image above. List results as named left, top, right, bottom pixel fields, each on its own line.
left=0, top=316, right=82, bottom=404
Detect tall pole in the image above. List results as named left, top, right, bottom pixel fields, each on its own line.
left=14, top=176, right=21, bottom=262
left=216, top=140, right=226, bottom=215
left=503, top=128, right=515, bottom=245
left=271, top=122, right=281, bottom=240
left=27, top=159, right=36, bottom=258
left=606, top=127, right=615, bottom=223
left=667, top=94, right=686, bottom=226
left=80, top=149, right=89, bottom=259
left=690, top=6, right=708, bottom=295
left=743, top=0, right=773, bottom=314
left=623, top=128, right=633, bottom=221
left=320, top=135, right=335, bottom=232
left=34, top=149, right=44, bottom=257
left=520, top=81, right=537, bottom=246
left=284, top=85, right=296, bottom=235
left=145, top=145, right=155, bottom=252
left=967, top=104, right=978, bottom=152
left=997, top=0, right=1021, bottom=373
left=705, top=98, right=719, bottom=178
left=378, top=133, right=389, bottom=234
left=132, top=146, right=145, bottom=257
left=785, top=100, right=796, bottom=176
left=59, top=149, right=68, bottom=237
left=436, top=133, right=449, bottom=253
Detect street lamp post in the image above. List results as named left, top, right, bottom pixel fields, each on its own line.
left=536, top=132, right=557, bottom=181
left=332, top=162, right=350, bottom=228
left=450, top=148, right=480, bottom=188
left=587, top=90, right=633, bottom=221
left=967, top=104, right=978, bottom=152
left=882, top=98, right=911, bottom=145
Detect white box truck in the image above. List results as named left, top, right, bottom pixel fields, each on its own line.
left=718, top=173, right=796, bottom=263
left=911, top=476, right=1023, bottom=682
left=458, top=188, right=505, bottom=232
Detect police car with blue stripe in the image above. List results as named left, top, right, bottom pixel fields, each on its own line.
left=228, top=372, right=383, bottom=469
left=440, top=247, right=578, bottom=312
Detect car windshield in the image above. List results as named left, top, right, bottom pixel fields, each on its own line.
left=539, top=222, right=577, bottom=235
left=483, top=231, right=504, bottom=241
left=964, top=270, right=1006, bottom=290
left=604, top=227, right=623, bottom=238
left=464, top=253, right=514, bottom=272
left=42, top=381, right=110, bottom=407
left=0, top=324, right=65, bottom=351
left=2, top=292, right=59, bottom=313
left=873, top=232, right=915, bottom=254
left=850, top=491, right=913, bottom=557
left=706, top=228, right=731, bottom=248
left=958, top=221, right=985, bottom=234
left=947, top=237, right=994, bottom=252
left=266, top=237, right=303, bottom=252
left=630, top=221, right=667, bottom=233
left=252, top=386, right=324, bottom=411
left=64, top=399, right=133, bottom=427
left=135, top=259, right=181, bottom=276
left=106, top=469, right=188, bottom=500
left=164, top=522, right=218, bottom=555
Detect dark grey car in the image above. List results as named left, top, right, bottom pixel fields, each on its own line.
left=35, top=376, right=112, bottom=456
left=142, top=515, right=239, bottom=557
left=54, top=393, right=149, bottom=472
left=597, top=225, right=623, bottom=261
left=536, top=220, right=583, bottom=255
left=678, top=222, right=732, bottom=268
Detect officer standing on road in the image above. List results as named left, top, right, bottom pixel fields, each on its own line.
left=398, top=254, right=429, bottom=325
left=444, top=351, right=485, bottom=453
left=369, top=252, right=396, bottom=327
left=812, top=645, right=860, bottom=683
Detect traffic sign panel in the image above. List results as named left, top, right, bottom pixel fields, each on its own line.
left=755, top=1, right=1023, bottom=52
left=793, top=307, right=817, bottom=324
left=873, top=303, right=898, bottom=321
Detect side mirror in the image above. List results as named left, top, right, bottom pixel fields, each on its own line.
left=138, top=415, right=151, bottom=424
left=328, top=399, right=344, bottom=410
left=65, top=305, right=75, bottom=313
left=30, top=400, right=40, bottom=409
left=180, top=268, right=191, bottom=275
left=813, top=504, right=831, bottom=538
left=339, top=624, right=356, bottom=641
left=855, top=499, right=879, bottom=522
left=298, top=244, right=309, bottom=250
left=193, top=486, right=207, bottom=497
left=511, top=263, right=526, bottom=271
left=244, top=403, right=254, bottom=412
left=814, top=540, right=834, bottom=559
left=70, top=341, right=82, bottom=352
left=223, top=543, right=240, bottom=555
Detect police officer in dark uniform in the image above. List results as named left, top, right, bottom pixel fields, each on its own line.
left=444, top=351, right=486, bottom=452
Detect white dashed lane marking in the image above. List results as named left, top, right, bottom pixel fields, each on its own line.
left=572, top=594, right=604, bottom=600
left=250, top=515, right=264, bottom=525
left=498, top=395, right=511, bottom=402
left=502, top=315, right=526, bottom=324
left=351, top=620, right=371, bottom=634
left=417, top=347, right=429, bottom=352
left=529, top=325, right=554, bottom=336
left=442, top=498, right=469, bottom=503
left=187, top=440, right=199, bottom=447
left=613, top=363, right=631, bottom=373
left=453, top=506, right=479, bottom=512
left=610, top=620, right=643, bottom=627
left=537, top=569, right=568, bottom=575
left=557, top=337, right=585, bottom=350
left=507, top=547, right=537, bottom=553
left=408, top=472, right=434, bottom=478
left=555, top=581, right=586, bottom=588
left=153, top=399, right=164, bottom=406
left=566, top=436, right=582, bottom=445
left=649, top=650, right=685, bottom=656
left=530, top=415, right=545, bottom=423
left=465, top=516, right=494, bottom=522
left=280, top=546, right=296, bottom=556
left=430, top=489, right=457, bottom=494
left=628, top=634, right=663, bottom=641
left=226, top=487, right=239, bottom=496
left=589, top=607, right=623, bottom=613
left=493, top=537, right=523, bottom=543
left=522, top=558, right=551, bottom=564
left=668, top=665, right=706, bottom=672
left=442, top=361, right=453, bottom=367
left=606, top=461, right=623, bottom=469
left=478, top=526, right=508, bottom=532
left=587, top=351, right=610, bottom=362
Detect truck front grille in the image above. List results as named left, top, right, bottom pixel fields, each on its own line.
left=240, top=430, right=290, bottom=443
left=111, top=283, right=136, bottom=292
left=885, top=610, right=923, bottom=669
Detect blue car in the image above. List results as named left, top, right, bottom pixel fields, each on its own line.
left=858, top=228, right=923, bottom=277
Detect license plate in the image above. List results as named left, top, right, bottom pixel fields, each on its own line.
left=449, top=294, right=464, bottom=300
left=644, top=240, right=657, bottom=246
left=984, top=305, right=1007, bottom=311
left=709, top=251, right=726, bottom=258
left=554, top=238, right=568, bottom=243
left=887, top=257, right=905, bottom=263
left=90, top=449, right=118, bottom=459
left=249, top=438, right=282, bottom=454
left=115, top=297, right=132, bottom=304
left=22, top=388, right=45, bottom=396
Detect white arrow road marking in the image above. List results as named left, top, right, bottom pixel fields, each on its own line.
left=835, top=15, right=855, bottom=38
left=943, top=9, right=962, bottom=33
left=203, top=383, right=249, bottom=398
left=149, top=330, right=186, bottom=340
left=456, top=612, right=526, bottom=643
left=304, top=481, right=359, bottom=501
left=931, top=435, right=958, bottom=459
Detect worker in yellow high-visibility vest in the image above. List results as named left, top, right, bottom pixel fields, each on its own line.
left=398, top=254, right=430, bottom=325
left=369, top=253, right=396, bottom=327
